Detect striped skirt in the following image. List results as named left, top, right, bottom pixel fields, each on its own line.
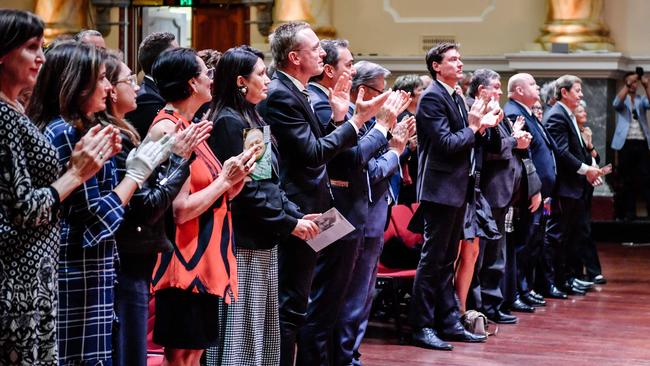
left=203, top=247, right=280, bottom=366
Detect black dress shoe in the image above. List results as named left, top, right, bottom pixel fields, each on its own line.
left=511, top=298, right=536, bottom=313
left=486, top=310, right=518, bottom=324
left=591, top=274, right=607, bottom=284
left=522, top=292, right=546, bottom=307
left=438, top=328, right=487, bottom=343
left=572, top=278, right=594, bottom=288
left=528, top=290, right=545, bottom=302
left=412, top=328, right=453, bottom=351
left=546, top=285, right=568, bottom=299
left=562, top=283, right=586, bottom=296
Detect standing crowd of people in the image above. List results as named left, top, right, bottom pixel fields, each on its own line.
left=0, top=8, right=617, bottom=366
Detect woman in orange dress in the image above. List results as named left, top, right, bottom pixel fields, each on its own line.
left=147, top=48, right=258, bottom=366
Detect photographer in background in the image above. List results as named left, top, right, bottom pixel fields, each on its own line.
left=611, top=68, right=650, bottom=221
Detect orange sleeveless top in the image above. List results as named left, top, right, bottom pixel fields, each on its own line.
left=151, top=109, right=238, bottom=302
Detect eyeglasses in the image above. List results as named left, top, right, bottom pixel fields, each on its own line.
left=362, top=84, right=386, bottom=94
left=292, top=44, right=324, bottom=54
left=205, top=68, right=215, bottom=80
left=115, top=74, right=138, bottom=88
left=531, top=106, right=543, bottom=111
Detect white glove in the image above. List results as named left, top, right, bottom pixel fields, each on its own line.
left=125, top=134, right=175, bottom=187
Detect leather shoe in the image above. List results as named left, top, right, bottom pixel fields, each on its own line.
left=412, top=328, right=453, bottom=351
left=438, top=327, right=487, bottom=343
left=572, top=278, right=594, bottom=288
left=529, top=290, right=545, bottom=302
left=522, top=292, right=546, bottom=307
left=592, top=274, right=607, bottom=284
left=545, top=285, right=568, bottom=299
left=510, top=298, right=536, bottom=313
left=565, top=284, right=586, bottom=296
left=569, top=281, right=590, bottom=292
left=486, top=310, right=518, bottom=324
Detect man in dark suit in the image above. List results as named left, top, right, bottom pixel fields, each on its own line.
left=305, top=41, right=407, bottom=365
left=410, top=43, right=498, bottom=351
left=329, top=61, right=412, bottom=366
left=543, top=75, right=603, bottom=296
left=256, top=22, right=391, bottom=366
left=466, top=69, right=540, bottom=324
left=504, top=73, right=562, bottom=303
left=124, top=32, right=177, bottom=138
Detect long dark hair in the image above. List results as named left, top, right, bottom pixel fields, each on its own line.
left=28, top=41, right=107, bottom=131
left=0, top=9, right=43, bottom=58
left=104, top=51, right=141, bottom=144
left=210, top=45, right=265, bottom=128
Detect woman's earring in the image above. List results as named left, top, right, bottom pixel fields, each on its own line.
left=239, top=85, right=248, bottom=96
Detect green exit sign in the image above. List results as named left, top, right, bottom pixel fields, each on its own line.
left=180, top=0, right=192, bottom=5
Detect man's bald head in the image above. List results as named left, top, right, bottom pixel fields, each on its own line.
left=507, top=73, right=539, bottom=107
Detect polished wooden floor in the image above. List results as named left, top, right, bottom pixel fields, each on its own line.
left=359, top=243, right=650, bottom=366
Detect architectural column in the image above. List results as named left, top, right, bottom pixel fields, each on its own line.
left=536, top=0, right=614, bottom=51
left=34, top=0, right=90, bottom=43
left=274, top=0, right=336, bottom=39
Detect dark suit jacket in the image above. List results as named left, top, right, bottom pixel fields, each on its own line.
left=415, top=80, right=476, bottom=208
left=125, top=76, right=166, bottom=139
left=209, top=107, right=303, bottom=250
left=308, top=89, right=395, bottom=240
left=504, top=99, right=558, bottom=198
left=308, top=82, right=335, bottom=130
left=257, top=71, right=358, bottom=214
left=544, top=102, right=591, bottom=199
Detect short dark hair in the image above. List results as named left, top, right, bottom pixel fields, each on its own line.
left=138, top=32, right=176, bottom=75
left=197, top=48, right=223, bottom=70
left=311, top=39, right=350, bottom=82
left=624, top=71, right=637, bottom=80
left=554, top=74, right=582, bottom=101
left=269, top=21, right=311, bottom=70
left=392, top=74, right=423, bottom=96
left=210, top=45, right=266, bottom=128
left=152, top=47, right=200, bottom=103
left=467, top=68, right=500, bottom=98
left=0, top=9, right=44, bottom=59
left=425, top=42, right=459, bottom=79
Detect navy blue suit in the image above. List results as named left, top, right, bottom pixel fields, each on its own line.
left=301, top=90, right=389, bottom=366
left=308, top=82, right=336, bottom=130
left=504, top=99, right=557, bottom=294
left=336, top=119, right=400, bottom=366
left=411, top=80, right=476, bottom=332
left=542, top=102, right=592, bottom=289
left=257, top=71, right=358, bottom=366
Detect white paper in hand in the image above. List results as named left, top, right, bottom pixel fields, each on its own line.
left=306, top=207, right=355, bottom=252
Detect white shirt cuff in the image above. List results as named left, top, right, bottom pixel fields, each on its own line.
left=577, top=163, right=590, bottom=175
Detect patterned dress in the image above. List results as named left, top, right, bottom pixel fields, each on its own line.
left=0, top=101, right=61, bottom=365
left=44, top=117, right=125, bottom=366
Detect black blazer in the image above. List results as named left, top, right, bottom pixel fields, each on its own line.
left=544, top=103, right=592, bottom=199
left=415, top=80, right=477, bottom=208
left=481, top=118, right=537, bottom=209
left=115, top=136, right=191, bottom=254
left=209, top=107, right=303, bottom=250
left=257, top=71, right=358, bottom=214
left=125, top=76, right=166, bottom=139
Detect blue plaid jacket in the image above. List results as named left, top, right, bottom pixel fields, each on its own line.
left=45, top=117, right=125, bottom=365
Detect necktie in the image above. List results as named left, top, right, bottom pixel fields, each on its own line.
left=453, top=92, right=475, bottom=175
left=570, top=114, right=585, bottom=148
